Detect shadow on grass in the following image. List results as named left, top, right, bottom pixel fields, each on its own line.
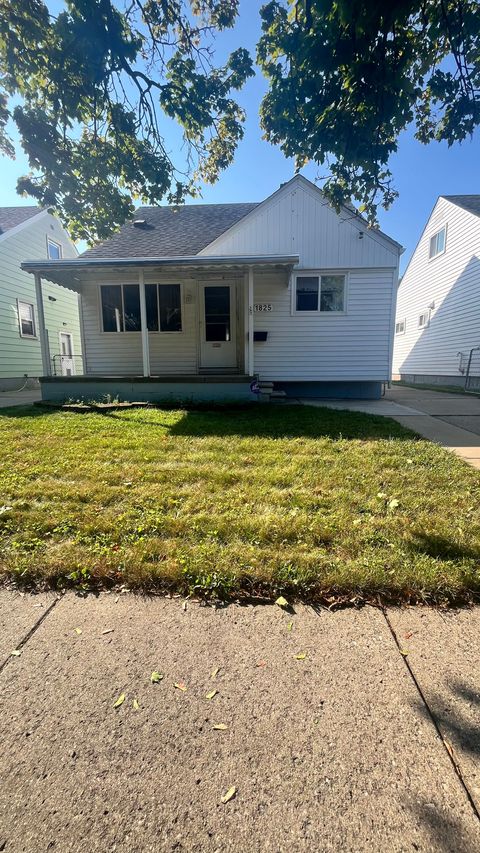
left=96, top=404, right=417, bottom=441
left=407, top=532, right=480, bottom=562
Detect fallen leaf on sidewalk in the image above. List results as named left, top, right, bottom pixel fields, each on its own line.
left=10, top=650, right=21, bottom=657
left=74, top=628, right=82, bottom=635
left=399, top=649, right=409, bottom=657
left=150, top=671, right=164, bottom=683
left=256, top=660, right=266, bottom=668
left=287, top=621, right=293, bottom=631
left=174, top=682, right=187, bottom=692
left=210, top=667, right=220, bottom=679
left=102, top=628, right=114, bottom=635
left=294, top=652, right=307, bottom=660
left=212, top=723, right=228, bottom=730
left=182, top=600, right=188, bottom=611
left=221, top=786, right=236, bottom=804
left=133, top=698, right=140, bottom=710
left=206, top=689, right=217, bottom=700
left=113, top=693, right=125, bottom=708
left=275, top=596, right=289, bottom=609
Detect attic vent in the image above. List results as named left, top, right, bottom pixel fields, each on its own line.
left=133, top=219, right=147, bottom=227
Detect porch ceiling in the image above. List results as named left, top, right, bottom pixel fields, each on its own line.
left=21, top=254, right=299, bottom=289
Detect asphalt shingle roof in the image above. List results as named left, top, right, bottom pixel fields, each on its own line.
left=0, top=206, right=42, bottom=235
left=443, top=195, right=480, bottom=218
left=82, top=202, right=259, bottom=259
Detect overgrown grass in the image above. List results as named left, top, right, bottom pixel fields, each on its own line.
left=0, top=404, right=479, bottom=604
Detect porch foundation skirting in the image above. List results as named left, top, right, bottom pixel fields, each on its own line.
left=39, top=375, right=257, bottom=403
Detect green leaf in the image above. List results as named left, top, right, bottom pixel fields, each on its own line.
left=221, top=786, right=236, bottom=803
left=212, top=723, right=228, bottom=730
left=150, top=671, right=164, bottom=683
left=113, top=693, right=125, bottom=708
left=133, top=698, right=140, bottom=710
left=294, top=652, right=307, bottom=660
left=206, top=689, right=218, bottom=700
left=211, top=667, right=220, bottom=679
left=287, top=621, right=293, bottom=631
left=10, top=649, right=21, bottom=657
left=388, top=498, right=400, bottom=511
left=275, top=596, right=289, bottom=609
left=74, top=627, right=82, bottom=635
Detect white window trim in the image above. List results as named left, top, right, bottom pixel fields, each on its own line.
left=47, top=237, right=63, bottom=260
left=291, top=270, right=349, bottom=315
left=428, top=225, right=447, bottom=261
left=395, top=318, right=406, bottom=335
left=98, top=282, right=185, bottom=334
left=418, top=311, right=430, bottom=329
left=17, top=299, right=37, bottom=339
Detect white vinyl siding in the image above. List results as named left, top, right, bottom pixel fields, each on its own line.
left=200, top=176, right=399, bottom=269
left=0, top=213, right=80, bottom=380
left=393, top=198, right=480, bottom=377
left=253, top=269, right=395, bottom=381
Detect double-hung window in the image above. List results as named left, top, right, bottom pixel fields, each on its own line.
left=395, top=319, right=406, bottom=335
left=294, top=273, right=346, bottom=313
left=429, top=227, right=446, bottom=259
left=18, top=301, right=36, bottom=337
left=47, top=238, right=62, bottom=260
left=100, top=283, right=182, bottom=332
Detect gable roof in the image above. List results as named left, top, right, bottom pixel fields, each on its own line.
left=0, top=206, right=42, bottom=235
left=82, top=202, right=258, bottom=259
left=442, top=195, right=480, bottom=218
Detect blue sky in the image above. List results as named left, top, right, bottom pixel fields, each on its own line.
left=0, top=0, right=478, bottom=271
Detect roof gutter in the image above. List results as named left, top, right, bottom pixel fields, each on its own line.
left=21, top=254, right=300, bottom=274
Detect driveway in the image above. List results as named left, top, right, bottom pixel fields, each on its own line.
left=0, top=592, right=479, bottom=852
left=385, top=385, right=480, bottom=437
left=0, top=388, right=40, bottom=408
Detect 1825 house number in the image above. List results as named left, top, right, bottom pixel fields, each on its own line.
left=254, top=303, right=272, bottom=312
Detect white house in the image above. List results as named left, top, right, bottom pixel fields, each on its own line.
left=21, top=175, right=402, bottom=402
left=393, top=195, right=480, bottom=390
left=0, top=207, right=81, bottom=391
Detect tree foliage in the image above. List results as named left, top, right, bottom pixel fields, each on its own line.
left=0, top=0, right=253, bottom=242
left=258, top=0, right=480, bottom=221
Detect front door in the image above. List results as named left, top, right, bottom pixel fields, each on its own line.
left=59, top=332, right=75, bottom=376
left=199, top=282, right=237, bottom=370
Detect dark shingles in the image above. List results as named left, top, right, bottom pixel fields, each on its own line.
left=81, top=203, right=258, bottom=259
left=0, top=207, right=42, bottom=235
left=442, top=195, right=480, bottom=218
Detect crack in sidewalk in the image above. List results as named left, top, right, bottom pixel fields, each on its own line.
left=0, top=595, right=60, bottom=675
left=381, top=607, right=480, bottom=825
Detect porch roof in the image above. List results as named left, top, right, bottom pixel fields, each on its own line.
left=21, top=254, right=299, bottom=288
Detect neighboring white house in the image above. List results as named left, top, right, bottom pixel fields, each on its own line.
left=21, top=175, right=402, bottom=402
left=393, top=195, right=480, bottom=390
left=0, top=207, right=82, bottom=391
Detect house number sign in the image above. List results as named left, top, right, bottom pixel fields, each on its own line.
left=254, top=303, right=273, bottom=312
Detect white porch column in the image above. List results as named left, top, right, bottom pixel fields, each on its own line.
left=34, top=272, right=51, bottom=376
left=247, top=265, right=254, bottom=376
left=138, top=269, right=150, bottom=377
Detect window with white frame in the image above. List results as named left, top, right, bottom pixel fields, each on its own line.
left=47, top=238, right=62, bottom=260
left=418, top=311, right=429, bottom=329
left=429, top=227, right=446, bottom=259
left=295, top=273, right=346, bottom=313
left=100, top=283, right=182, bottom=332
left=18, top=301, right=36, bottom=337
left=395, top=319, right=406, bottom=335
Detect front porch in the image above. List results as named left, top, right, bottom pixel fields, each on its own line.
left=22, top=253, right=298, bottom=402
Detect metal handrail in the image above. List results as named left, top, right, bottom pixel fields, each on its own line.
left=464, top=346, right=480, bottom=391
left=51, top=353, right=85, bottom=377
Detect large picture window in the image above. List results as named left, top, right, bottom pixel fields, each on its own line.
left=100, top=283, right=182, bottom=332
left=295, top=274, right=346, bottom=313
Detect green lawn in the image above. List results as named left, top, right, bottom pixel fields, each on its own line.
left=0, top=404, right=479, bottom=604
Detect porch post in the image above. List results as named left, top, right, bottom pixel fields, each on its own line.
left=248, top=265, right=254, bottom=376
left=34, top=272, right=51, bottom=376
left=138, top=268, right=150, bottom=377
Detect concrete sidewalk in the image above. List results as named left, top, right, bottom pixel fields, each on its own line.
left=0, top=389, right=40, bottom=408
left=0, top=591, right=479, bottom=852
left=301, top=385, right=480, bottom=469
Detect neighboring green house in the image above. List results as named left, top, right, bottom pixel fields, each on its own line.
left=0, top=207, right=82, bottom=390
